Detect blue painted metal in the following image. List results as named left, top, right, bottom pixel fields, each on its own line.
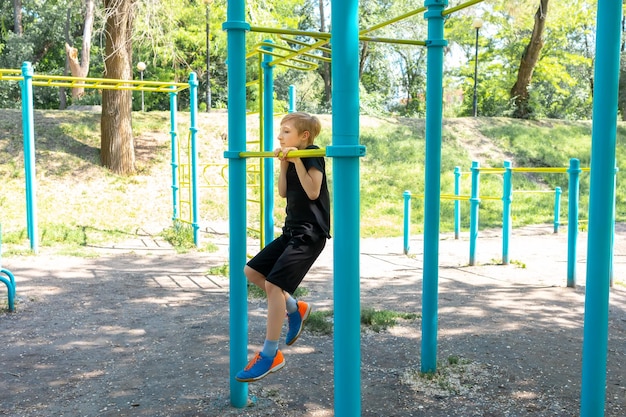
left=502, top=160, right=512, bottom=265
left=610, top=165, right=618, bottom=287
left=553, top=187, right=561, bottom=233
left=403, top=190, right=412, bottom=254
left=188, top=73, right=200, bottom=246
left=262, top=41, right=275, bottom=247
left=421, top=0, right=448, bottom=374
left=0, top=269, right=15, bottom=312
left=21, top=62, right=38, bottom=253
left=567, top=158, right=580, bottom=288
left=223, top=0, right=250, bottom=407
left=169, top=90, right=179, bottom=223
left=469, top=161, right=480, bottom=266
left=289, top=84, right=296, bottom=112
left=580, top=0, right=622, bottom=413
left=454, top=166, right=461, bottom=239
left=330, top=0, right=362, bottom=414
left=0, top=225, right=16, bottom=312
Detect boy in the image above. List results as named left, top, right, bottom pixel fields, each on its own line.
left=236, top=112, right=331, bottom=382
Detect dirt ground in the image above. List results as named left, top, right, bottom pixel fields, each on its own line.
left=1, top=224, right=626, bottom=417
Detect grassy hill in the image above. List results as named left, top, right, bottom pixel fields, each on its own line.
left=0, top=109, right=623, bottom=256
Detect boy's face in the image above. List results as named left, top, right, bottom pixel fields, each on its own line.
left=278, top=121, right=309, bottom=149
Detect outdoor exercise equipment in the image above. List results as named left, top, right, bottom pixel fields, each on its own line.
left=0, top=225, right=16, bottom=312
left=225, top=0, right=617, bottom=415
left=0, top=64, right=197, bottom=252
left=404, top=158, right=606, bottom=289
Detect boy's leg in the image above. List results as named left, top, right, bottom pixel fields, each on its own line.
left=244, top=265, right=267, bottom=291
left=235, top=280, right=286, bottom=383
left=265, top=281, right=287, bottom=342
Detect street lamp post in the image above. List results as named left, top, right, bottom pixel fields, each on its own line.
left=137, top=61, right=147, bottom=112
left=472, top=18, right=482, bottom=118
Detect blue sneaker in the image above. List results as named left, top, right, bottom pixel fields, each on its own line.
left=286, top=300, right=311, bottom=346
left=235, top=350, right=285, bottom=382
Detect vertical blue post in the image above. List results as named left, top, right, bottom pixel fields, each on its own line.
left=421, top=0, right=448, bottom=374
left=454, top=166, right=461, bottom=239
left=610, top=165, right=618, bottom=287
left=188, top=73, right=200, bottom=246
left=330, top=0, right=362, bottom=414
left=169, top=90, right=179, bottom=223
left=262, top=41, right=275, bottom=247
left=288, top=84, right=296, bottom=113
left=502, top=160, right=512, bottom=265
left=553, top=187, right=561, bottom=234
left=469, top=161, right=480, bottom=266
left=403, top=190, right=411, bottom=254
left=580, top=0, right=622, bottom=414
left=567, top=158, right=580, bottom=288
left=21, top=62, right=38, bottom=254
left=223, top=0, right=250, bottom=407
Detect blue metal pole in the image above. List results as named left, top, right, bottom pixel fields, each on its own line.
left=223, top=0, right=250, bottom=407
left=21, top=61, right=38, bottom=254
left=610, top=165, right=618, bottom=287
left=454, top=166, right=461, bottom=239
left=330, top=0, right=362, bottom=414
left=469, top=161, right=480, bottom=266
left=567, top=158, right=580, bottom=288
left=288, top=84, right=296, bottom=113
left=403, top=190, right=411, bottom=254
left=580, top=0, right=622, bottom=414
left=169, top=90, right=179, bottom=223
left=421, top=0, right=448, bottom=374
left=188, top=73, right=200, bottom=246
left=502, top=160, right=512, bottom=265
left=262, top=41, right=275, bottom=247
left=553, top=187, right=561, bottom=234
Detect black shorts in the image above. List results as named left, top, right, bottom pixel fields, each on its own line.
left=246, top=232, right=326, bottom=294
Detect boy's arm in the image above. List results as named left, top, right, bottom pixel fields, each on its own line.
left=292, top=159, right=323, bottom=200
left=277, top=159, right=288, bottom=198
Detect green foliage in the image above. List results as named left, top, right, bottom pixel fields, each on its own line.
left=161, top=222, right=196, bottom=253
left=307, top=310, right=334, bottom=335
left=360, top=307, right=419, bottom=333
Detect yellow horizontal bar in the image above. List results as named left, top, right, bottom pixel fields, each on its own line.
left=361, top=7, right=427, bottom=35
left=512, top=167, right=568, bottom=173
left=240, top=148, right=326, bottom=158
left=0, top=69, right=189, bottom=93
left=478, top=168, right=506, bottom=174
left=443, top=0, right=486, bottom=17
left=250, top=26, right=331, bottom=40
left=359, top=36, right=426, bottom=46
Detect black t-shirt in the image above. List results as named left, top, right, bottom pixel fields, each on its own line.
left=283, top=145, right=331, bottom=239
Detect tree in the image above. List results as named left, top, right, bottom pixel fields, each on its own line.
left=65, top=0, right=96, bottom=99
left=13, top=0, right=22, bottom=34
left=510, top=0, right=549, bottom=119
left=100, top=0, right=135, bottom=175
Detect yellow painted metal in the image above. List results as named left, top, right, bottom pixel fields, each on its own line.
left=240, top=148, right=327, bottom=159
left=0, top=69, right=189, bottom=93
left=442, top=0, right=486, bottom=17
left=359, top=36, right=426, bottom=46
left=360, top=7, right=427, bottom=35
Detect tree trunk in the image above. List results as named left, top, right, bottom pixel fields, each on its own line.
left=101, top=0, right=135, bottom=175
left=65, top=0, right=96, bottom=99
left=13, top=0, right=23, bottom=35
left=318, top=0, right=332, bottom=108
left=510, top=0, right=549, bottom=119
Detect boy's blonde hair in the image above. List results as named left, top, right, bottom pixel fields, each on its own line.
left=281, top=112, right=321, bottom=146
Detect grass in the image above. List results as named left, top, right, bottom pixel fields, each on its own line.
left=305, top=307, right=420, bottom=336
left=1, top=110, right=623, bottom=256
